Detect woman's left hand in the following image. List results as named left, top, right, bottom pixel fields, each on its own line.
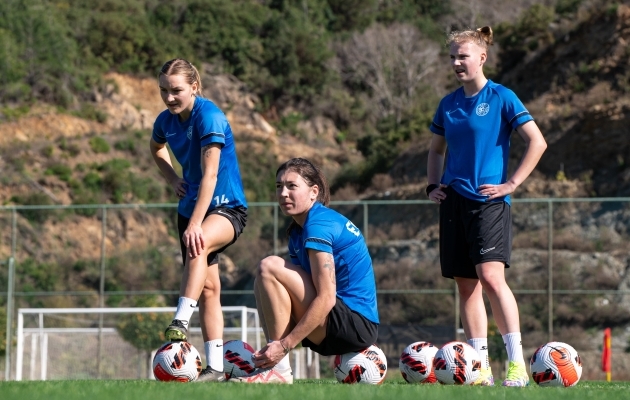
left=251, top=341, right=288, bottom=369
left=478, top=182, right=516, bottom=201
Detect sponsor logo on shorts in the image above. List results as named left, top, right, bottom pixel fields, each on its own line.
left=479, top=247, right=496, bottom=255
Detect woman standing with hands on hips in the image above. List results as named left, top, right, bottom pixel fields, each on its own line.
left=150, top=58, right=248, bottom=382
left=232, top=158, right=379, bottom=384
left=426, top=27, right=547, bottom=387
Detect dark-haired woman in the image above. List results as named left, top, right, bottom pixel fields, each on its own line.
left=150, top=58, right=248, bottom=382
left=232, top=158, right=379, bottom=384
left=426, top=27, right=547, bottom=387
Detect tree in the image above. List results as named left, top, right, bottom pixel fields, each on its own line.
left=325, top=0, right=378, bottom=32
left=336, top=23, right=439, bottom=124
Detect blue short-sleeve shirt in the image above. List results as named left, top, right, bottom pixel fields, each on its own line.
left=288, top=202, right=379, bottom=324
left=152, top=97, right=247, bottom=217
left=429, top=80, right=533, bottom=204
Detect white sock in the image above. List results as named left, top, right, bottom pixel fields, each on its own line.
left=173, top=297, right=197, bottom=327
left=502, top=332, right=524, bottom=363
left=205, top=339, right=224, bottom=372
left=468, top=338, right=490, bottom=369
left=276, top=353, right=290, bottom=370
left=268, top=340, right=290, bottom=370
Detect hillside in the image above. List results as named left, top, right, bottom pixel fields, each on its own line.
left=497, top=3, right=630, bottom=197
left=2, top=3, right=630, bottom=303
left=0, top=68, right=359, bottom=304
left=387, top=4, right=630, bottom=200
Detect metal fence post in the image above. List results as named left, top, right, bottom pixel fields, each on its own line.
left=363, top=203, right=368, bottom=243
left=5, top=257, right=15, bottom=381
left=548, top=200, right=554, bottom=342
left=97, top=207, right=107, bottom=378
left=5, top=208, right=17, bottom=380
left=11, top=208, right=17, bottom=259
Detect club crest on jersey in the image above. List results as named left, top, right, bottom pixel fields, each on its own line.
left=187, top=126, right=193, bottom=140
left=476, top=103, right=490, bottom=116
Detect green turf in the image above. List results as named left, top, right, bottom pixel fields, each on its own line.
left=0, top=379, right=628, bottom=400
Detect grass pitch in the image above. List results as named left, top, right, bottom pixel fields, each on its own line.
left=1, top=379, right=628, bottom=400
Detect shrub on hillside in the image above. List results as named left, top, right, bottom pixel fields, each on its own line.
left=89, top=136, right=110, bottom=154
left=45, top=163, right=72, bottom=182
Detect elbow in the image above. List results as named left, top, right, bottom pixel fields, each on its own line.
left=539, top=139, right=548, bottom=154
left=202, top=171, right=219, bottom=183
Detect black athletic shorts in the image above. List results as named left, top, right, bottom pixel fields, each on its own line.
left=177, top=206, right=247, bottom=266
left=301, top=297, right=379, bottom=356
left=439, top=186, right=511, bottom=279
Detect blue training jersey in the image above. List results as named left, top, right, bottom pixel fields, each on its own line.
left=152, top=97, right=248, bottom=218
left=429, top=80, right=533, bottom=204
left=288, top=202, right=379, bottom=324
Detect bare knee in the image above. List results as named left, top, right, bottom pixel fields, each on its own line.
left=456, top=279, right=479, bottom=299
left=458, top=285, right=477, bottom=299
left=477, top=273, right=505, bottom=296
left=257, top=255, right=285, bottom=279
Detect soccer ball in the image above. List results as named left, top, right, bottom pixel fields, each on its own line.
left=334, top=344, right=388, bottom=384
left=223, top=339, right=256, bottom=380
left=433, top=341, right=481, bottom=385
left=530, top=341, right=582, bottom=387
left=399, top=341, right=438, bottom=383
left=152, top=341, right=202, bottom=382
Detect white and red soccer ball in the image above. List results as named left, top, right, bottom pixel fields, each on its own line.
left=530, top=341, right=582, bottom=387
left=432, top=341, right=481, bottom=385
left=334, top=344, right=388, bottom=384
left=223, top=339, right=256, bottom=380
left=399, top=341, right=438, bottom=383
left=152, top=341, right=202, bottom=382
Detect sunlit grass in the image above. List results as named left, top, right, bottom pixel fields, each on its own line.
left=0, top=379, right=627, bottom=400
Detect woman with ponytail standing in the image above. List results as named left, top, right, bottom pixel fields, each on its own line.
left=426, top=27, right=547, bottom=387
left=150, top=58, right=248, bottom=382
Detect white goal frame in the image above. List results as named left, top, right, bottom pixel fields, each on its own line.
left=15, top=306, right=261, bottom=381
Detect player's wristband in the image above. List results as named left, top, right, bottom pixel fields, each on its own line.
left=279, top=339, right=291, bottom=355
left=425, top=184, right=439, bottom=197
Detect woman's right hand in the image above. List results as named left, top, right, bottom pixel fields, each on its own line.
left=183, top=222, right=205, bottom=258
left=428, top=184, right=447, bottom=204
left=170, top=178, right=187, bottom=200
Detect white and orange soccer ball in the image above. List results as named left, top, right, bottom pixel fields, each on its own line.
left=530, top=341, right=582, bottom=387
left=433, top=341, right=481, bottom=385
left=152, top=341, right=202, bottom=382
left=334, top=344, right=388, bottom=384
left=399, top=341, right=438, bottom=383
left=223, top=339, right=256, bottom=380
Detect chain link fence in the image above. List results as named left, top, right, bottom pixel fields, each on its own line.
left=2, top=198, right=630, bottom=380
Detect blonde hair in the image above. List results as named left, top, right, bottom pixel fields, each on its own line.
left=448, top=26, right=493, bottom=50
left=158, top=58, right=203, bottom=96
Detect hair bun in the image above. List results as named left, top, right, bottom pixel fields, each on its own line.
left=476, top=26, right=494, bottom=46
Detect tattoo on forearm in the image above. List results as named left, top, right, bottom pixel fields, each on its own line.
left=202, top=145, right=212, bottom=158
left=323, top=254, right=336, bottom=285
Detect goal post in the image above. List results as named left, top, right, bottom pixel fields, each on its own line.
left=15, top=306, right=262, bottom=381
